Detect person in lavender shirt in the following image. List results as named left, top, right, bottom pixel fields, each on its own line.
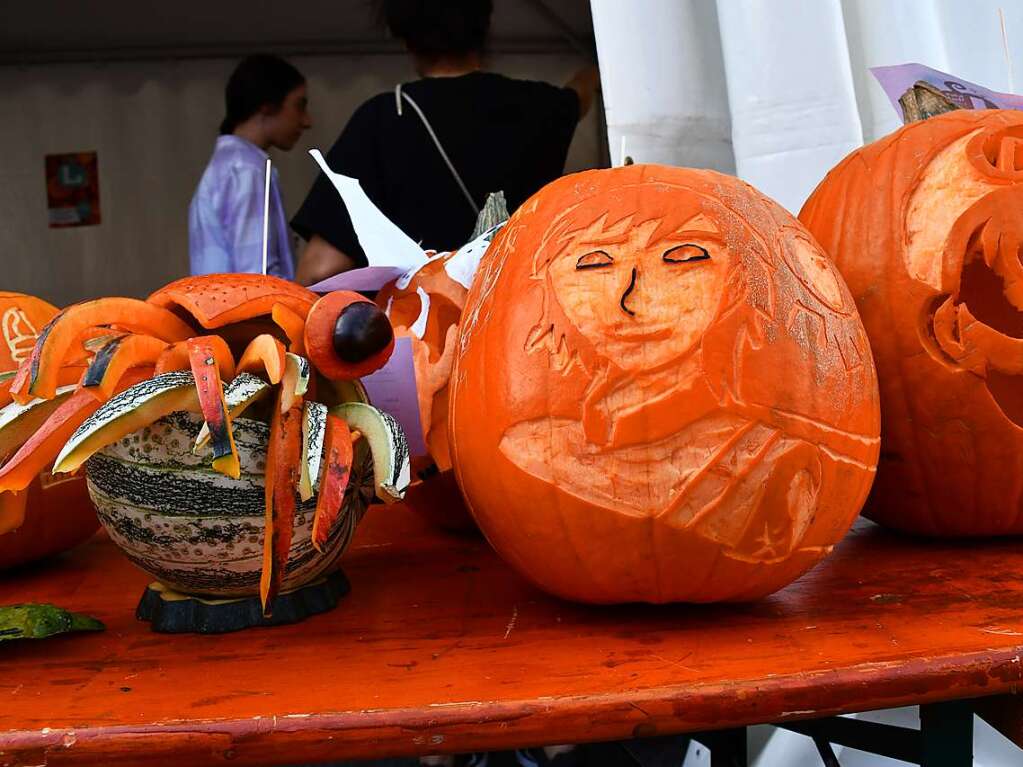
left=189, top=55, right=312, bottom=279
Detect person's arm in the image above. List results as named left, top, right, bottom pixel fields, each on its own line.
left=565, top=65, right=600, bottom=119
left=295, top=235, right=360, bottom=286
left=219, top=167, right=266, bottom=274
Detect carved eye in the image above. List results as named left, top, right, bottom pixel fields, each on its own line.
left=576, top=250, right=614, bottom=270
left=663, top=244, right=710, bottom=264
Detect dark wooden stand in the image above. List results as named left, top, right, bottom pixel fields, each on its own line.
left=136, top=569, right=350, bottom=634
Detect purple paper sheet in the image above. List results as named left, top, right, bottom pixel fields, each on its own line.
left=871, top=63, right=1023, bottom=123
left=360, top=336, right=427, bottom=457
left=308, top=266, right=409, bottom=294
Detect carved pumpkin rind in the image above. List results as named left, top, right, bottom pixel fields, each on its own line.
left=377, top=255, right=476, bottom=531
left=800, top=109, right=1023, bottom=537
left=450, top=165, right=880, bottom=604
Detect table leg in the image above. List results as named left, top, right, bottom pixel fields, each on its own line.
left=919, top=700, right=973, bottom=767
left=692, top=728, right=747, bottom=767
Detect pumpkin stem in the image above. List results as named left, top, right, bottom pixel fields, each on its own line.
left=471, top=191, right=509, bottom=239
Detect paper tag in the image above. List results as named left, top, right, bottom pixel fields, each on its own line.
left=360, top=336, right=427, bottom=457
left=871, top=63, right=1023, bottom=123
left=308, top=266, right=410, bottom=294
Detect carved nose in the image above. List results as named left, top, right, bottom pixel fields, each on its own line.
left=619, top=267, right=638, bottom=316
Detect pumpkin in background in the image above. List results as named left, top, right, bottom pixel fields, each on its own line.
left=0, top=291, right=98, bottom=570
left=376, top=254, right=476, bottom=532
left=800, top=110, right=1023, bottom=536
left=0, top=291, right=60, bottom=372
left=449, top=165, right=880, bottom=604
left=0, top=472, right=95, bottom=570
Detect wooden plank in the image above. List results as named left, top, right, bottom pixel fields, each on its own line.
left=1, top=509, right=1022, bottom=766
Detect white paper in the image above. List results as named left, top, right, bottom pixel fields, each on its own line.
left=308, top=149, right=428, bottom=272
left=444, top=222, right=505, bottom=290
left=409, top=287, right=430, bottom=339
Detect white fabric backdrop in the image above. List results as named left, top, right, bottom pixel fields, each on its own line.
left=592, top=0, right=1023, bottom=212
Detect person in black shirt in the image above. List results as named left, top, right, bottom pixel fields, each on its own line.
left=292, top=0, right=599, bottom=285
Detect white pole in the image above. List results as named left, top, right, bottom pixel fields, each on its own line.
left=1000, top=8, right=1015, bottom=94
left=261, top=157, right=271, bottom=276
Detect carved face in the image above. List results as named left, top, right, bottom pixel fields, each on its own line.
left=451, top=165, right=880, bottom=604
left=907, top=127, right=1023, bottom=422
left=546, top=216, right=729, bottom=373
left=800, top=110, right=1023, bottom=537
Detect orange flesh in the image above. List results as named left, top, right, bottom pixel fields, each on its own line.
left=155, top=336, right=236, bottom=380
left=260, top=392, right=302, bottom=615
left=187, top=339, right=240, bottom=479
left=0, top=490, right=27, bottom=535
left=1, top=366, right=84, bottom=409
left=236, top=334, right=287, bottom=384
left=311, top=414, right=353, bottom=552
left=271, top=303, right=307, bottom=354
left=0, top=366, right=152, bottom=493
left=147, top=274, right=316, bottom=329
left=11, top=299, right=194, bottom=403
left=82, top=334, right=170, bottom=401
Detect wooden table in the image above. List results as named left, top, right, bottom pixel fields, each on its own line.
left=1, top=505, right=1022, bottom=766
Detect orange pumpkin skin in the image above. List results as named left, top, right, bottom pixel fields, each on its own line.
left=450, top=165, right=880, bottom=604
left=147, top=274, right=316, bottom=329
left=378, top=256, right=474, bottom=531
left=0, top=292, right=97, bottom=568
left=800, top=110, right=1023, bottom=537
left=0, top=292, right=59, bottom=372
left=0, top=473, right=96, bottom=570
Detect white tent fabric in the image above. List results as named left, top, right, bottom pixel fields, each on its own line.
left=591, top=0, right=1023, bottom=212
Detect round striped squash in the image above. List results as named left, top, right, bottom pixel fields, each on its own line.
left=85, top=411, right=373, bottom=598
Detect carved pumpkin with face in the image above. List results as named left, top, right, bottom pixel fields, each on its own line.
left=449, top=165, right=880, bottom=604
left=801, top=110, right=1023, bottom=536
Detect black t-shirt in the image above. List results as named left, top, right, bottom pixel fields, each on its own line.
left=291, top=71, right=580, bottom=265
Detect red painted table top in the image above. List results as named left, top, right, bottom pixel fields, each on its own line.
left=1, top=505, right=1022, bottom=766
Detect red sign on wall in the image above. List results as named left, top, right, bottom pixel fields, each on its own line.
left=45, top=152, right=101, bottom=228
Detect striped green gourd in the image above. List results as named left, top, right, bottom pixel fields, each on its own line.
left=85, top=411, right=373, bottom=598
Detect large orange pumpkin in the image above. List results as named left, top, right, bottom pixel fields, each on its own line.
left=0, top=291, right=98, bottom=570
left=449, top=165, right=880, bottom=604
left=801, top=110, right=1023, bottom=536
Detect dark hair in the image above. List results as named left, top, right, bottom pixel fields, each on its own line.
left=219, top=54, right=305, bottom=135
left=384, top=0, right=493, bottom=58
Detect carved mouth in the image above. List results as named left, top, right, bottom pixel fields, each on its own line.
left=920, top=243, right=1023, bottom=428
left=957, top=251, right=1023, bottom=428
left=956, top=253, right=1023, bottom=339
left=610, top=324, right=673, bottom=341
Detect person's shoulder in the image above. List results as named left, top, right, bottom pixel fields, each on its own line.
left=211, top=136, right=265, bottom=169
left=472, top=72, right=578, bottom=118
left=483, top=72, right=569, bottom=99
left=352, top=91, right=396, bottom=122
